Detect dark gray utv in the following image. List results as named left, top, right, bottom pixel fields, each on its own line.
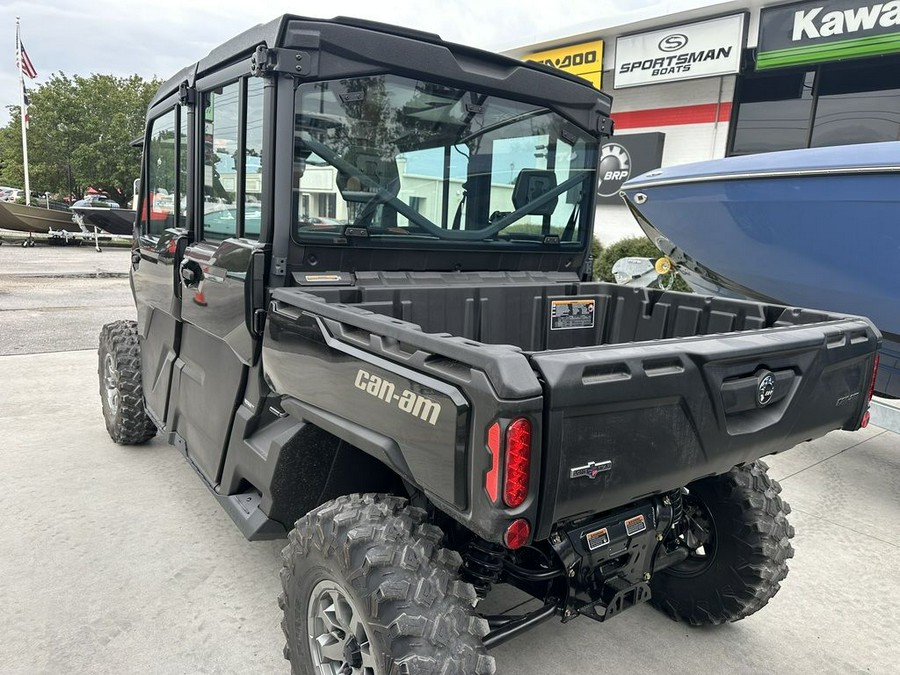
left=98, top=14, right=881, bottom=675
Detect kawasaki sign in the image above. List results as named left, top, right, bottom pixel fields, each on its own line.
left=758, top=0, right=900, bottom=69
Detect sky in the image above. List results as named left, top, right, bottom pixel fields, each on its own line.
left=0, top=0, right=721, bottom=125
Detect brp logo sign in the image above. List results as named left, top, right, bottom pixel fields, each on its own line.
left=658, top=33, right=688, bottom=52
left=598, top=143, right=632, bottom=198
left=757, top=371, right=776, bottom=407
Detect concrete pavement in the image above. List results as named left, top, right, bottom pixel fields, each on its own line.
left=1, top=348, right=898, bottom=674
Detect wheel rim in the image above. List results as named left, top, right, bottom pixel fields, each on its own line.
left=307, top=579, right=379, bottom=675
left=667, top=493, right=718, bottom=577
left=104, top=353, right=120, bottom=415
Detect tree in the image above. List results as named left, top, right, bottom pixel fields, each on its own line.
left=0, top=73, right=160, bottom=205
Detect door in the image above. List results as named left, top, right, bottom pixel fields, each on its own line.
left=132, top=102, right=191, bottom=424
left=167, top=76, right=269, bottom=485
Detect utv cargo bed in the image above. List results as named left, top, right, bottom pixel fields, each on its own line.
left=264, top=279, right=879, bottom=541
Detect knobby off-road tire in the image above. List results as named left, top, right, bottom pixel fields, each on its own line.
left=651, top=460, right=794, bottom=625
left=98, top=320, right=157, bottom=444
left=279, top=494, right=495, bottom=675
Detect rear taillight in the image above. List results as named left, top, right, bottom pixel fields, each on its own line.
left=868, top=353, right=880, bottom=402
left=503, top=418, right=532, bottom=508
left=485, top=422, right=501, bottom=502
left=861, top=353, right=880, bottom=429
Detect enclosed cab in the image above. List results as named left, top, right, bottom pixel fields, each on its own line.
left=99, top=15, right=880, bottom=674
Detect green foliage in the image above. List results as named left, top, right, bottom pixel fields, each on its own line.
left=594, top=235, right=692, bottom=292
left=0, top=73, right=160, bottom=204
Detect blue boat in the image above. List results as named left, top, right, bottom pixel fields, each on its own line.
left=620, top=141, right=900, bottom=397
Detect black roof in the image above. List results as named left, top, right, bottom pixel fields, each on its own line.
left=150, top=15, right=612, bottom=115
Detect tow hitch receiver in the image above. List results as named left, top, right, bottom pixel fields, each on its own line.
left=551, top=496, right=674, bottom=622
left=578, top=578, right=652, bottom=622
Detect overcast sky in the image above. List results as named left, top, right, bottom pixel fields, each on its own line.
left=1, top=0, right=719, bottom=125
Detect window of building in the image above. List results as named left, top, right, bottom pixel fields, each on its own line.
left=810, top=60, right=900, bottom=147
left=730, top=54, right=900, bottom=155
left=731, top=70, right=814, bottom=155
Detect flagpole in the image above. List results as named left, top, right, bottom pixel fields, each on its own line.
left=16, top=17, right=31, bottom=206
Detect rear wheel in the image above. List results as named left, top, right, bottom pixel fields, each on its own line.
left=651, top=461, right=794, bottom=625
left=98, top=320, right=156, bottom=444
left=279, top=494, right=495, bottom=675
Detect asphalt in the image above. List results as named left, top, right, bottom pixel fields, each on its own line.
left=1, top=245, right=898, bottom=674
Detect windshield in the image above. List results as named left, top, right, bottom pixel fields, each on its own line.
left=292, top=75, right=598, bottom=246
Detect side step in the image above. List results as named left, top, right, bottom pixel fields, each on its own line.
left=216, top=490, right=286, bottom=541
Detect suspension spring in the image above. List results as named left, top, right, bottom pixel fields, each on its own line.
left=461, top=540, right=506, bottom=597
left=670, top=489, right=684, bottom=530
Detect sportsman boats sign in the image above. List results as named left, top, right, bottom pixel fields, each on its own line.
left=758, top=0, right=900, bottom=69
left=614, top=14, right=745, bottom=88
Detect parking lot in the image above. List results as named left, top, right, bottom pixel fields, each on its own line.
left=1, top=245, right=898, bottom=674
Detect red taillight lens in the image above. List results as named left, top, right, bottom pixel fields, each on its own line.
left=861, top=410, right=871, bottom=428
left=485, top=422, right=501, bottom=503
left=503, top=518, right=531, bottom=549
left=868, top=353, right=880, bottom=402
left=503, top=417, right=532, bottom=508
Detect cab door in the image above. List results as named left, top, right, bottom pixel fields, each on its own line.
left=167, top=74, right=270, bottom=485
left=131, top=100, right=191, bottom=425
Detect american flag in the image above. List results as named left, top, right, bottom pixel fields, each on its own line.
left=22, top=83, right=30, bottom=128
left=17, top=40, right=37, bottom=79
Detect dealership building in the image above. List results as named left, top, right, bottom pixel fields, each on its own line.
left=504, top=0, right=900, bottom=243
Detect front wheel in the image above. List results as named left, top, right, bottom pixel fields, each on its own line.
left=279, top=494, right=495, bottom=675
left=651, top=461, right=794, bottom=625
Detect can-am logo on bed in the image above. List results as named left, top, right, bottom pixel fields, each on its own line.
left=758, top=0, right=900, bottom=69
left=354, top=369, right=442, bottom=425
left=614, top=14, right=745, bottom=88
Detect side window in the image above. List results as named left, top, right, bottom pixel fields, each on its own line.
left=244, top=78, right=265, bottom=238
left=144, top=109, right=177, bottom=236
left=202, top=82, right=240, bottom=239
left=178, top=109, right=188, bottom=229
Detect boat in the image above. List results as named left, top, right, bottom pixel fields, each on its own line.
left=620, top=140, right=900, bottom=397
left=0, top=198, right=76, bottom=234
left=70, top=201, right=135, bottom=236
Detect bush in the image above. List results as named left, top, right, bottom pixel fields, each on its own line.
left=594, top=236, right=691, bottom=292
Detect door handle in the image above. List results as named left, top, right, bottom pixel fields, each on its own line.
left=180, top=260, right=203, bottom=287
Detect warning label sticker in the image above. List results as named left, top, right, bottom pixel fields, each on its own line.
left=550, top=298, right=595, bottom=330
left=585, top=527, right=610, bottom=551
left=624, top=514, right=647, bottom=537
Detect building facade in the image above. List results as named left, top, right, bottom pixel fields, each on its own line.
left=505, top=0, right=900, bottom=244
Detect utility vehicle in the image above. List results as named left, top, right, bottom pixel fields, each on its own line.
left=99, top=15, right=880, bottom=674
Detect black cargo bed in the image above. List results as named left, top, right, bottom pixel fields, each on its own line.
left=267, top=280, right=879, bottom=539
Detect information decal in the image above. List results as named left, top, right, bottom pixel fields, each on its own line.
left=527, top=40, right=604, bottom=89
left=758, top=0, right=900, bottom=69
left=614, top=14, right=745, bottom=88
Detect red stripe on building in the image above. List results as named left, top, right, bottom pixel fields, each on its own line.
left=612, top=102, right=732, bottom=130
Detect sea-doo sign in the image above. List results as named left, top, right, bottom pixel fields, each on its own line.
left=758, top=0, right=900, bottom=69
left=614, top=14, right=745, bottom=88
left=526, top=40, right=604, bottom=88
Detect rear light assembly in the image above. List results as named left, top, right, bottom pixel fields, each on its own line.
left=861, top=353, right=880, bottom=429
left=503, top=418, right=532, bottom=508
